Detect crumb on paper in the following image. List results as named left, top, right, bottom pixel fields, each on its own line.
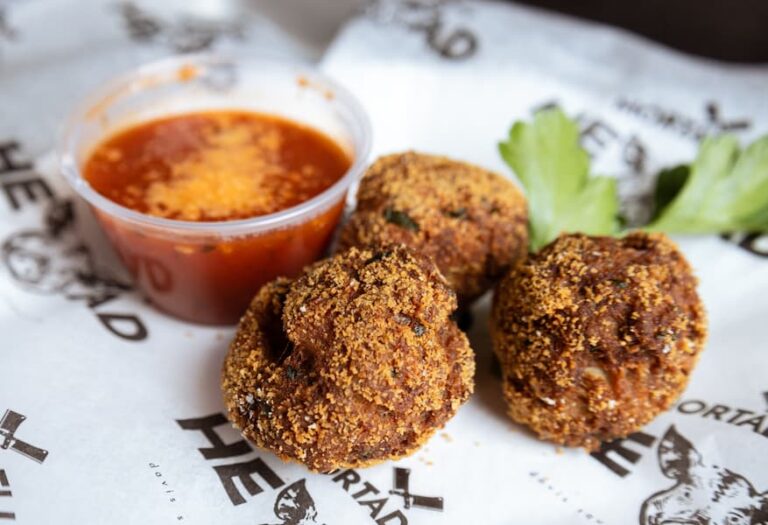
left=177, top=64, right=198, bottom=82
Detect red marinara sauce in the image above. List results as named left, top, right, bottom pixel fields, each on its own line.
left=84, top=111, right=351, bottom=324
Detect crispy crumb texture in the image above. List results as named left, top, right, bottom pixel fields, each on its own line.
left=338, top=152, right=528, bottom=304
left=221, top=245, right=475, bottom=472
left=490, top=232, right=707, bottom=450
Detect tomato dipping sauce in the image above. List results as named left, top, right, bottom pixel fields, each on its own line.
left=83, top=111, right=352, bottom=324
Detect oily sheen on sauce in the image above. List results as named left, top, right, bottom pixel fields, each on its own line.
left=83, top=110, right=351, bottom=324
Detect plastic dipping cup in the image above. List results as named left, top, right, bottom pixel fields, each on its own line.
left=58, top=54, right=371, bottom=325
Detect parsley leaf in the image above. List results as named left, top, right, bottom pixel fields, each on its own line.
left=499, top=108, right=619, bottom=252
left=651, top=165, right=689, bottom=221
left=646, top=135, right=768, bottom=233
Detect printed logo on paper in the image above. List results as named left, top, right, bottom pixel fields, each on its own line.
left=0, top=410, right=48, bottom=464
left=364, top=0, right=478, bottom=60
left=177, top=413, right=442, bottom=524
left=116, top=1, right=245, bottom=53
left=639, top=426, right=768, bottom=525
left=0, top=140, right=149, bottom=341
left=586, top=393, right=768, bottom=524
left=0, top=409, right=48, bottom=522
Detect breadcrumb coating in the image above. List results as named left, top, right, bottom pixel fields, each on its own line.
left=221, top=245, right=475, bottom=471
left=490, top=233, right=707, bottom=450
left=338, top=152, right=528, bottom=304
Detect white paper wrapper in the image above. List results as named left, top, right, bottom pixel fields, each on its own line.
left=2, top=1, right=768, bottom=524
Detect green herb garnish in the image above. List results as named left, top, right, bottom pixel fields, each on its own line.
left=365, top=250, right=392, bottom=265
left=499, top=108, right=619, bottom=251
left=384, top=207, right=420, bottom=232
left=500, top=109, right=768, bottom=251
left=650, top=165, right=690, bottom=221
left=609, top=279, right=628, bottom=289
left=646, top=135, right=768, bottom=233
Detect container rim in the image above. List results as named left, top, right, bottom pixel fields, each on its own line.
left=57, top=53, right=372, bottom=236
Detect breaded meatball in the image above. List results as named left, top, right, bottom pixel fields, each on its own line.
left=221, top=245, right=474, bottom=472
left=490, top=233, right=706, bottom=450
left=338, top=152, right=528, bottom=305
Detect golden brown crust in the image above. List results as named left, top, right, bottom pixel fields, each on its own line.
left=490, top=232, right=707, bottom=450
left=221, top=245, right=475, bottom=472
left=338, top=152, right=528, bottom=304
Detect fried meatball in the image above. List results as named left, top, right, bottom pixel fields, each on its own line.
left=221, top=245, right=474, bottom=472
left=338, top=152, right=528, bottom=305
left=490, top=233, right=706, bottom=450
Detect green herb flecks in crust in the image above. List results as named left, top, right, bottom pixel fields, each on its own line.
left=499, top=108, right=619, bottom=252
left=384, top=207, right=420, bottom=232
left=646, top=135, right=768, bottom=233
left=444, top=207, right=468, bottom=220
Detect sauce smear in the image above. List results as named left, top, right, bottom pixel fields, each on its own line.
left=83, top=111, right=352, bottom=324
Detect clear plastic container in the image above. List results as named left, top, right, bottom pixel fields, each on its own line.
left=58, top=54, right=371, bottom=325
